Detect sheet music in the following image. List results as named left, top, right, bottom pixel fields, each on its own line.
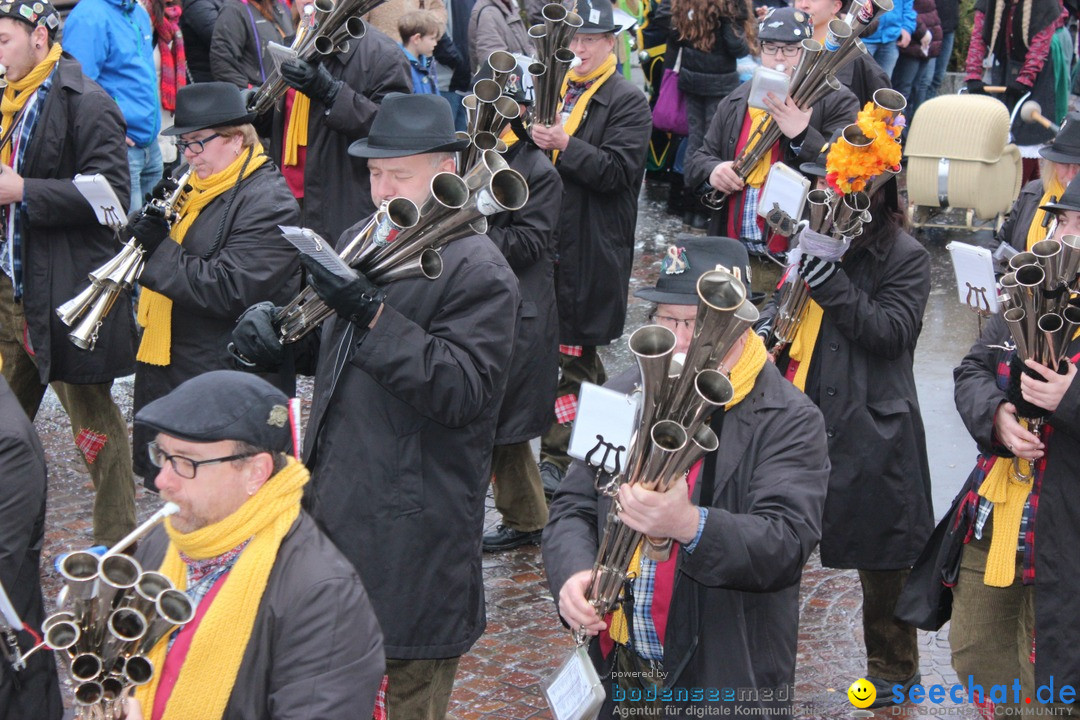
left=758, top=163, right=809, bottom=225
left=568, top=383, right=638, bottom=474
left=279, top=225, right=356, bottom=282
left=947, top=241, right=999, bottom=314
left=73, top=174, right=125, bottom=231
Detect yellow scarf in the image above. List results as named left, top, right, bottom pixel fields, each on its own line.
left=1026, top=174, right=1066, bottom=251
left=283, top=91, right=310, bottom=167
left=609, top=332, right=768, bottom=643
left=134, top=458, right=309, bottom=719
left=742, top=108, right=774, bottom=189
left=787, top=296, right=823, bottom=393
left=976, top=448, right=1034, bottom=587
left=551, top=54, right=617, bottom=164
left=136, top=147, right=269, bottom=365
left=0, top=43, right=62, bottom=166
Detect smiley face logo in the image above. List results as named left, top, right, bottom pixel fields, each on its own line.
left=848, top=678, right=876, bottom=708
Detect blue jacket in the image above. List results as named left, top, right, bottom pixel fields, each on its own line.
left=399, top=45, right=437, bottom=95
left=861, top=0, right=917, bottom=45
left=63, top=0, right=161, bottom=146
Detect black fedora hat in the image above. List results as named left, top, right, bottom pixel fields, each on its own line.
left=1039, top=113, right=1080, bottom=164
left=163, top=82, right=256, bottom=136
left=635, top=236, right=754, bottom=305
left=1040, top=174, right=1080, bottom=214
left=578, top=0, right=616, bottom=34
left=349, top=93, right=469, bottom=159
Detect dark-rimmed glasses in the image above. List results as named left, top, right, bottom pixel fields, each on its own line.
left=650, top=314, right=694, bottom=331
left=760, top=43, right=801, bottom=58
left=147, top=440, right=255, bottom=479
left=175, top=133, right=222, bottom=155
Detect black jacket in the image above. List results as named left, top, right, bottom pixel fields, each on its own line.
left=180, top=0, right=225, bottom=82
left=19, top=55, right=135, bottom=385
left=834, top=52, right=893, bottom=107
left=543, top=362, right=830, bottom=717
left=491, top=142, right=561, bottom=443
left=269, top=27, right=412, bottom=243
left=134, top=161, right=301, bottom=482
left=303, top=228, right=520, bottom=658
left=667, top=19, right=749, bottom=99
left=0, top=379, right=62, bottom=720
left=765, top=228, right=935, bottom=569
left=554, top=70, right=652, bottom=346
left=136, top=512, right=386, bottom=719
left=685, top=81, right=858, bottom=238
left=210, top=0, right=293, bottom=88
left=997, top=178, right=1045, bottom=262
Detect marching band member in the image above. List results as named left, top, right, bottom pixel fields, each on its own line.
left=544, top=237, right=830, bottom=718
left=125, top=82, right=300, bottom=491
left=124, top=371, right=384, bottom=720
left=0, top=0, right=137, bottom=547
left=230, top=93, right=520, bottom=718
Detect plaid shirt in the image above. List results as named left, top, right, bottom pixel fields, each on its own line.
left=0, top=71, right=54, bottom=299
left=740, top=186, right=763, bottom=243
left=163, top=539, right=251, bottom=650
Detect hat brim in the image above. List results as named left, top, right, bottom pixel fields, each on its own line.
left=1038, top=145, right=1080, bottom=165
left=163, top=113, right=257, bottom=136
left=348, top=137, right=470, bottom=159
left=1039, top=200, right=1080, bottom=214
left=577, top=24, right=616, bottom=34
left=800, top=162, right=827, bottom=177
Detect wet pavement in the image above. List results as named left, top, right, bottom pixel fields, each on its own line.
left=33, top=175, right=998, bottom=719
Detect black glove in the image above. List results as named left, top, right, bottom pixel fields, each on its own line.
left=281, top=59, right=342, bottom=105
left=300, top=253, right=385, bottom=329
left=798, top=253, right=839, bottom=290
left=965, top=79, right=987, bottom=95
left=144, top=175, right=179, bottom=204
left=229, top=301, right=285, bottom=371
left=1004, top=79, right=1030, bottom=108
left=127, top=205, right=171, bottom=255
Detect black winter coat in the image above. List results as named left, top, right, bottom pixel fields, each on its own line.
left=136, top=512, right=386, bottom=719
left=544, top=363, right=830, bottom=717
left=269, top=27, right=412, bottom=243
left=490, top=142, right=561, bottom=443
left=997, top=178, right=1044, bottom=259
left=180, top=0, right=225, bottom=82
left=554, top=71, right=652, bottom=346
left=685, top=82, right=858, bottom=238
left=20, top=55, right=135, bottom=385
left=954, top=314, right=1080, bottom=689
left=303, top=229, right=519, bottom=658
left=667, top=19, right=749, bottom=99
left=133, top=162, right=301, bottom=482
left=766, top=229, right=934, bottom=569
left=210, top=0, right=293, bottom=88
left=0, top=379, right=62, bottom=720
left=835, top=52, right=893, bottom=106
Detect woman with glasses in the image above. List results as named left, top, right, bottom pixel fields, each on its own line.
left=125, top=82, right=300, bottom=491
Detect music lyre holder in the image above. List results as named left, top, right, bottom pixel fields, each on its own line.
left=964, top=280, right=992, bottom=335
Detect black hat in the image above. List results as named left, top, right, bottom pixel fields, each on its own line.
left=349, top=93, right=469, bottom=158
left=578, top=0, right=616, bottom=34
left=135, top=370, right=293, bottom=454
left=472, top=54, right=535, bottom=105
left=1039, top=113, right=1080, bottom=164
left=0, top=0, right=60, bottom=32
left=1040, top=174, right=1080, bottom=214
left=635, top=236, right=753, bottom=305
left=799, top=129, right=844, bottom=177
left=162, top=82, right=255, bottom=136
left=758, top=7, right=812, bottom=44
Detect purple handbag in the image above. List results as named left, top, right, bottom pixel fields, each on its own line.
left=653, top=49, right=689, bottom=136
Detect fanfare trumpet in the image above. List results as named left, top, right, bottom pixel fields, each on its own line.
left=273, top=154, right=529, bottom=343
left=698, top=0, right=893, bottom=210
left=457, top=52, right=520, bottom=172
left=34, top=503, right=194, bottom=719
left=528, top=3, right=583, bottom=129
left=246, top=0, right=384, bottom=116
left=57, top=170, right=192, bottom=351
left=582, top=270, right=759, bottom=632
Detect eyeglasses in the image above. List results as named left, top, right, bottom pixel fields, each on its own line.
left=147, top=440, right=256, bottom=479
left=650, top=314, right=694, bottom=331
left=175, top=133, right=221, bottom=155
left=760, top=43, right=802, bottom=57
left=569, top=34, right=611, bottom=47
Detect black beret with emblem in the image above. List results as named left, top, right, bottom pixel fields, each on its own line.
left=635, top=235, right=755, bottom=305
left=758, top=6, right=812, bottom=44
left=135, top=370, right=293, bottom=454
left=0, top=0, right=60, bottom=32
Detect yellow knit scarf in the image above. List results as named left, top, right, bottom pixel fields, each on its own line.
left=1026, top=174, right=1066, bottom=251
left=742, top=108, right=774, bottom=189
left=136, top=147, right=269, bottom=365
left=551, top=53, right=617, bottom=164
left=134, top=457, right=309, bottom=719
left=283, top=91, right=310, bottom=167
left=976, top=445, right=1034, bottom=587
left=608, top=332, right=768, bottom=643
left=787, top=295, right=823, bottom=393
left=0, top=43, right=62, bottom=166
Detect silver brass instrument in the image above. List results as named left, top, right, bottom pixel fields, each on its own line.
left=699, top=0, right=893, bottom=210
left=246, top=0, right=384, bottom=116
left=528, top=3, right=583, bottom=130
left=582, top=270, right=759, bottom=633
left=58, top=170, right=193, bottom=351
left=41, top=503, right=194, bottom=719
left=458, top=52, right=523, bottom=172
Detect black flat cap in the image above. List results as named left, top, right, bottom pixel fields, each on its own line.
left=1039, top=113, right=1080, bottom=165
left=636, top=236, right=754, bottom=305
left=349, top=93, right=469, bottom=158
left=163, top=82, right=256, bottom=136
left=135, top=370, right=293, bottom=453
left=758, top=7, right=812, bottom=44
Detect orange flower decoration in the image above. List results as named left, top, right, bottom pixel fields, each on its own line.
left=825, top=102, right=905, bottom=195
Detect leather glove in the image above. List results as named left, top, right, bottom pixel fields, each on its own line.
left=229, top=301, right=285, bottom=371
left=144, top=175, right=179, bottom=204
left=1004, top=79, right=1030, bottom=108
left=281, top=59, right=342, bottom=105
left=965, top=79, right=987, bottom=95
left=300, top=253, right=385, bottom=329
left=798, top=253, right=839, bottom=290
left=127, top=205, right=171, bottom=255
